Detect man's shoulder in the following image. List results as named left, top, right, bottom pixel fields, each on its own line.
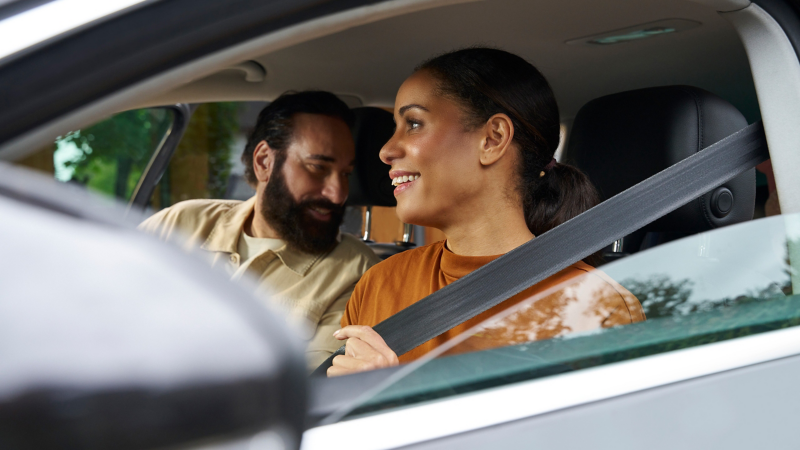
left=139, top=198, right=244, bottom=239
left=145, top=199, right=240, bottom=225
left=161, top=198, right=242, bottom=218
left=331, top=234, right=381, bottom=266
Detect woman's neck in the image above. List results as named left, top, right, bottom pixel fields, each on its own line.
left=441, top=201, right=534, bottom=256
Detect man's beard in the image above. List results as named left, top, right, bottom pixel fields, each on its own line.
left=261, top=158, right=345, bottom=255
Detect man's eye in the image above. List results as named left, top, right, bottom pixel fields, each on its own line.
left=309, top=164, right=325, bottom=172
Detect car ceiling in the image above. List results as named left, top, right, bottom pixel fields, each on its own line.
left=148, top=0, right=759, bottom=123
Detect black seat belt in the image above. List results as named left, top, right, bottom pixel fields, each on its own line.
left=312, top=121, right=769, bottom=377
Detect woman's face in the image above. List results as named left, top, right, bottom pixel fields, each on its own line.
left=380, top=70, right=487, bottom=229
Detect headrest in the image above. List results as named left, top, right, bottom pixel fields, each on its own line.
left=568, top=86, right=755, bottom=234
left=347, top=107, right=396, bottom=207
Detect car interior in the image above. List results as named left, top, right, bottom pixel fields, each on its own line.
left=10, top=0, right=767, bottom=255
left=6, top=0, right=800, bottom=447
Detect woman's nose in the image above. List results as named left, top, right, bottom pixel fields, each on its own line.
left=379, top=134, right=402, bottom=165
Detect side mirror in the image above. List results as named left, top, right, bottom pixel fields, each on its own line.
left=0, top=165, right=307, bottom=450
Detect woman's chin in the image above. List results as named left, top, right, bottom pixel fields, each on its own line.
left=396, top=206, right=435, bottom=229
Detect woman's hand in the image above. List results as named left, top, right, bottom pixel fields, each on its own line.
left=327, top=325, right=399, bottom=377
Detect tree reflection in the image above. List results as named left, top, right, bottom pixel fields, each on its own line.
left=449, top=273, right=645, bottom=354
left=622, top=275, right=693, bottom=319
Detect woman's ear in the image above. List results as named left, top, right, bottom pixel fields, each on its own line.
left=479, top=113, right=515, bottom=167
left=252, top=141, right=275, bottom=183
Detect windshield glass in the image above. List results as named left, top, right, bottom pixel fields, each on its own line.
left=332, top=213, right=800, bottom=421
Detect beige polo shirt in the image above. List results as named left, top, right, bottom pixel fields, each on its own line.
left=138, top=197, right=379, bottom=370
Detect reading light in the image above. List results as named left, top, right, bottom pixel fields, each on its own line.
left=567, top=19, right=701, bottom=46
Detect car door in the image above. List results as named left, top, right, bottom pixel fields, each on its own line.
left=304, top=212, right=800, bottom=449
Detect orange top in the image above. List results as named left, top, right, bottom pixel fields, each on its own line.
left=342, top=240, right=645, bottom=363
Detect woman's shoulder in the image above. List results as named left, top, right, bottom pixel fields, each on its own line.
left=557, top=260, right=645, bottom=321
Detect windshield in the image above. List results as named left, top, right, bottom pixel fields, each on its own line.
left=331, top=213, right=800, bottom=421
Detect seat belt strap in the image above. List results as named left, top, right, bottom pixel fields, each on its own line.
left=312, top=121, right=768, bottom=377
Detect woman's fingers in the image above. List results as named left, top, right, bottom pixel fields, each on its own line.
left=328, top=326, right=400, bottom=377
left=327, top=353, right=374, bottom=377
left=333, top=325, right=399, bottom=365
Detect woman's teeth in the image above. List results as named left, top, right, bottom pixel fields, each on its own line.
left=391, top=174, right=420, bottom=186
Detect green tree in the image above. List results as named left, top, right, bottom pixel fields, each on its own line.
left=59, top=108, right=172, bottom=199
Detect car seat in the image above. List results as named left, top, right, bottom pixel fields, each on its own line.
left=567, top=85, right=756, bottom=261
left=348, top=106, right=416, bottom=259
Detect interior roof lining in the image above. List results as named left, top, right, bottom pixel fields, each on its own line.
left=139, top=0, right=758, bottom=123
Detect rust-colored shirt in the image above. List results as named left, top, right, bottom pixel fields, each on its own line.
left=343, top=240, right=645, bottom=363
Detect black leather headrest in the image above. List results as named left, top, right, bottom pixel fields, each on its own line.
left=347, top=107, right=396, bottom=207
left=569, top=86, right=755, bottom=234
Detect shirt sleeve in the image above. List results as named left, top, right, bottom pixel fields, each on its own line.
left=137, top=206, right=173, bottom=238
left=305, top=286, right=352, bottom=371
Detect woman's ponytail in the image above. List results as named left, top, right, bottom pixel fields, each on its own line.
left=522, top=161, right=600, bottom=236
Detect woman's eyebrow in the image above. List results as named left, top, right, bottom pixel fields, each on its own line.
left=398, top=104, right=429, bottom=115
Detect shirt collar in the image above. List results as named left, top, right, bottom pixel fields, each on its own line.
left=440, top=240, right=502, bottom=279
left=201, top=196, right=329, bottom=276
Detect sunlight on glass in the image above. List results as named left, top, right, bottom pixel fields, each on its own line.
left=53, top=138, right=83, bottom=182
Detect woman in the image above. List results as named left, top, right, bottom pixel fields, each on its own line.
left=328, top=48, right=644, bottom=376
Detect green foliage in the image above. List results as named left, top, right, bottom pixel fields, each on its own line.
left=203, top=102, right=240, bottom=199
left=58, top=109, right=172, bottom=200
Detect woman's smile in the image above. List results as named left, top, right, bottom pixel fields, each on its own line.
left=389, top=169, right=420, bottom=195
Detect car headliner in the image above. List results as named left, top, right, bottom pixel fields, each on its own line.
left=145, top=0, right=759, bottom=123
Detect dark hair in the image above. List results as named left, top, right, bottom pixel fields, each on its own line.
left=418, top=48, right=599, bottom=237
left=242, top=90, right=355, bottom=185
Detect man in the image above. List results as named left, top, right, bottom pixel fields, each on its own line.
left=140, top=91, right=379, bottom=370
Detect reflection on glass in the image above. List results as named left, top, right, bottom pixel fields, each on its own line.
left=15, top=108, right=174, bottom=201
left=339, top=214, right=799, bottom=419
left=444, top=271, right=644, bottom=356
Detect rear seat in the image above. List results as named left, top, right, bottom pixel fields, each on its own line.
left=567, top=85, right=756, bottom=261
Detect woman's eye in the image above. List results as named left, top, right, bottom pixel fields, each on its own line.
left=407, top=120, right=421, bottom=131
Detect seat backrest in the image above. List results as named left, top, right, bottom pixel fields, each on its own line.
left=348, top=107, right=396, bottom=208
left=348, top=107, right=416, bottom=259
left=568, top=85, right=756, bottom=255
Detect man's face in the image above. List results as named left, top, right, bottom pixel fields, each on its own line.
left=261, top=113, right=355, bottom=254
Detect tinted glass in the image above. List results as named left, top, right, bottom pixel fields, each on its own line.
left=15, top=107, right=173, bottom=202
left=149, top=102, right=251, bottom=211
left=338, top=214, right=800, bottom=419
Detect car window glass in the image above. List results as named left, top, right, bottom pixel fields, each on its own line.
left=14, top=107, right=173, bottom=202
left=336, top=214, right=800, bottom=420
left=148, top=102, right=253, bottom=211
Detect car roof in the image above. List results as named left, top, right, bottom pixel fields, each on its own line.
left=144, top=0, right=758, bottom=122
left=0, top=0, right=759, bottom=162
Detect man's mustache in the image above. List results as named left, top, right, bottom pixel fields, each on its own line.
left=299, top=198, right=345, bottom=216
